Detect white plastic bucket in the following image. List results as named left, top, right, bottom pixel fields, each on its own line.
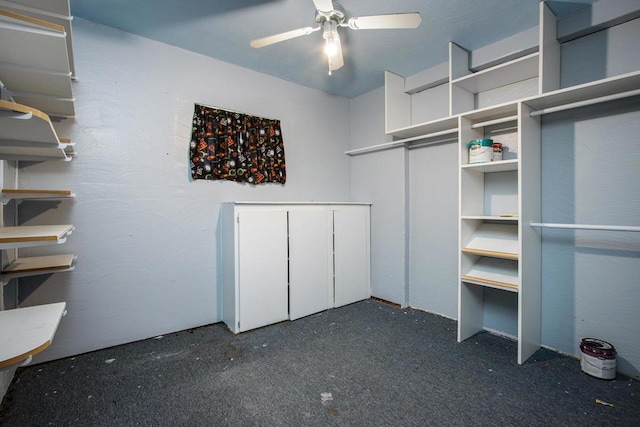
left=468, top=139, right=493, bottom=164
left=580, top=338, right=616, bottom=380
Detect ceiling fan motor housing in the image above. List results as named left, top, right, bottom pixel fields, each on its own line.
left=315, top=2, right=345, bottom=25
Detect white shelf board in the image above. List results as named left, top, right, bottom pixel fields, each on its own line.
left=461, top=257, right=519, bottom=292
left=462, top=159, right=518, bottom=173
left=2, top=253, right=75, bottom=281
left=452, top=52, right=539, bottom=93
left=0, top=224, right=73, bottom=249
left=462, top=223, right=519, bottom=260
left=387, top=115, right=458, bottom=140
left=0, top=302, right=66, bottom=369
left=523, top=70, right=640, bottom=112
left=461, top=101, right=519, bottom=124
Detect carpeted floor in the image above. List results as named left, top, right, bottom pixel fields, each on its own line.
left=1, top=299, right=638, bottom=426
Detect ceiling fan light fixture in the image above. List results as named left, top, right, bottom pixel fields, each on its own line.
left=322, top=20, right=339, bottom=57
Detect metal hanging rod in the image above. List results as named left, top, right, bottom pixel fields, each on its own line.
left=530, top=222, right=640, bottom=232
left=471, top=115, right=518, bottom=129
left=529, top=88, right=640, bottom=117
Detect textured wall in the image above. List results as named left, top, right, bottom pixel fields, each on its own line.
left=349, top=87, right=407, bottom=305
left=13, top=18, right=352, bottom=362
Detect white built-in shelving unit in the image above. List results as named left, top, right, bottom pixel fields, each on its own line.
left=348, top=1, right=640, bottom=364
left=0, top=0, right=75, bottom=369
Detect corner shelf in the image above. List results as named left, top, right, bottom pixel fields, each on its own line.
left=0, top=302, right=66, bottom=369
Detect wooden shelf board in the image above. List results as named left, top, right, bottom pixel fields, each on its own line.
left=1, top=188, right=75, bottom=201
left=461, top=275, right=519, bottom=292
left=461, top=215, right=518, bottom=221
left=462, top=257, right=519, bottom=291
left=462, top=248, right=519, bottom=260
left=0, top=224, right=73, bottom=245
left=462, top=223, right=519, bottom=256
left=0, top=302, right=66, bottom=369
left=2, top=254, right=75, bottom=275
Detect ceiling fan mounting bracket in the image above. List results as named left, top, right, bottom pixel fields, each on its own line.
left=315, top=2, right=345, bottom=25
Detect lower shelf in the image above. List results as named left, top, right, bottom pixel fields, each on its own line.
left=461, top=257, right=519, bottom=292
left=2, top=254, right=75, bottom=281
left=0, top=302, right=66, bottom=369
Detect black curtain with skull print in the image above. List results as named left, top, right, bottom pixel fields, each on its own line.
left=190, top=104, right=286, bottom=184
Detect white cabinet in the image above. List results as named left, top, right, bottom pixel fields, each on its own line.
left=221, top=205, right=289, bottom=333
left=334, top=207, right=371, bottom=307
left=221, top=202, right=371, bottom=333
left=288, top=209, right=333, bottom=320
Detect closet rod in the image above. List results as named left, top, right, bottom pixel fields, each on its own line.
left=471, top=115, right=518, bottom=129
left=345, top=127, right=457, bottom=156
left=529, top=88, right=640, bottom=117
left=530, top=222, right=640, bottom=232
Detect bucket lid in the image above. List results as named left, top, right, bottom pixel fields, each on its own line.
left=469, top=139, right=493, bottom=147
left=580, top=338, right=616, bottom=359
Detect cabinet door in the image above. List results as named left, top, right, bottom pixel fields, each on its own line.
left=237, top=208, right=289, bottom=332
left=334, top=207, right=370, bottom=307
left=288, top=209, right=333, bottom=320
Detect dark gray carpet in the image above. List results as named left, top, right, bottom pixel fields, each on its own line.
left=1, top=300, right=638, bottom=426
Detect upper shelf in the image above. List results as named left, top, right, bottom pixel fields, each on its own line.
left=1, top=188, right=75, bottom=204
left=0, top=224, right=74, bottom=249
left=452, top=52, right=540, bottom=94
left=0, top=100, right=74, bottom=161
left=0, top=301, right=66, bottom=369
left=0, top=6, right=75, bottom=117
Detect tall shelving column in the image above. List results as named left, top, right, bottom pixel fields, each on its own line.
left=517, top=102, right=541, bottom=363
left=457, top=102, right=541, bottom=364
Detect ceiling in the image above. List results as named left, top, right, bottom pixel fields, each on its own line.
left=68, top=0, right=599, bottom=99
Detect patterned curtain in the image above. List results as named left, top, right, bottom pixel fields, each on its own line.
left=190, top=104, right=286, bottom=184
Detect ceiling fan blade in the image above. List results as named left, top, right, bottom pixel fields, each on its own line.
left=313, top=0, right=334, bottom=14
left=347, top=12, right=422, bottom=30
left=250, top=26, right=318, bottom=48
left=328, top=36, right=344, bottom=73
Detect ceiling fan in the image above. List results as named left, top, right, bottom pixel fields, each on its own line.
left=249, top=0, right=422, bottom=75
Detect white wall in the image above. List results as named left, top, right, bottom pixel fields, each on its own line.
left=349, top=87, right=407, bottom=305
left=540, top=17, right=640, bottom=376
left=10, top=18, right=352, bottom=362
left=408, top=142, right=458, bottom=318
